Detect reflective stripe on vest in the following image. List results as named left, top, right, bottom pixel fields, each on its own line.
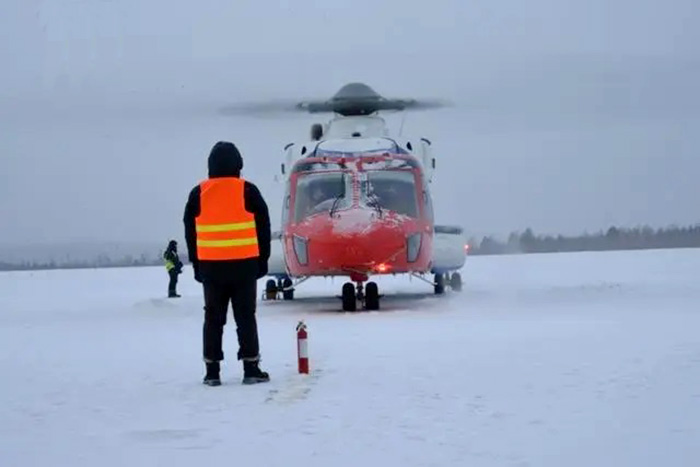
left=195, top=177, right=260, bottom=261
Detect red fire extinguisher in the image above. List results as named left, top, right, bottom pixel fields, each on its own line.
left=296, top=321, right=309, bottom=374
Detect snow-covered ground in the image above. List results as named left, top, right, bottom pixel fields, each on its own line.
left=2, top=248, right=700, bottom=466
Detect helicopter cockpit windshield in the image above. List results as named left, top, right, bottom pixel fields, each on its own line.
left=362, top=170, right=419, bottom=218
left=293, top=171, right=351, bottom=222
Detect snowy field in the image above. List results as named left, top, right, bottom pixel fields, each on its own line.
left=2, top=248, right=700, bottom=466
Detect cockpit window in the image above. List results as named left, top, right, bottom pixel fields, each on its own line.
left=362, top=170, right=418, bottom=218
left=293, top=172, right=351, bottom=222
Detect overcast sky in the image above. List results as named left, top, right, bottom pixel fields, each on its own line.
left=1, top=0, right=699, bottom=250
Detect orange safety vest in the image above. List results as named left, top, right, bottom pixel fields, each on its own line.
left=195, top=177, right=260, bottom=261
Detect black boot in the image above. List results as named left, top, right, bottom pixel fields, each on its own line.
left=203, top=361, right=221, bottom=386
left=242, top=360, right=270, bottom=385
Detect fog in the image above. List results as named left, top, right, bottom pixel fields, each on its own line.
left=1, top=0, right=699, bottom=254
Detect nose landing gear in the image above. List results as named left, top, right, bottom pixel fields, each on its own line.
left=340, top=280, right=380, bottom=311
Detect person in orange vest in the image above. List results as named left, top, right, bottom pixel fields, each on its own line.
left=183, top=141, right=271, bottom=386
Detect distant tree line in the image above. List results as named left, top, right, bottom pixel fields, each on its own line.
left=0, top=252, right=164, bottom=272
left=467, top=224, right=700, bottom=255
left=1, top=223, right=699, bottom=271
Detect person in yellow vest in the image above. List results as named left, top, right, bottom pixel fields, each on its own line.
left=183, top=141, right=271, bottom=386
left=163, top=240, right=182, bottom=297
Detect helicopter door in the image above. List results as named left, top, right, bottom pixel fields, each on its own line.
left=422, top=175, right=434, bottom=224
left=281, top=180, right=291, bottom=226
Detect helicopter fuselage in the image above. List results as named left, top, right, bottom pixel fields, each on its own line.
left=265, top=109, right=465, bottom=310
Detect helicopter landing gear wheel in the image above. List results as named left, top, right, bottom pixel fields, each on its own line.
left=365, top=281, right=379, bottom=310
left=342, top=282, right=356, bottom=311
left=450, top=272, right=462, bottom=292
left=434, top=273, right=445, bottom=295
left=281, top=277, right=294, bottom=300
left=265, top=279, right=278, bottom=300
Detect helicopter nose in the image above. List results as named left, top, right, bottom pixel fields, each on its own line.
left=328, top=209, right=406, bottom=266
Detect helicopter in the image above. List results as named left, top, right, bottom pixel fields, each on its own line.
left=222, top=82, right=468, bottom=311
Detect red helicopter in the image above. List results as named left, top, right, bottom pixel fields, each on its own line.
left=225, top=83, right=468, bottom=311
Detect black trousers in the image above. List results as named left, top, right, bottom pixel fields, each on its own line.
left=168, top=270, right=178, bottom=295
left=202, top=277, right=259, bottom=362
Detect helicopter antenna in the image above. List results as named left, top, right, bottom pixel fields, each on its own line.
left=398, top=110, right=407, bottom=137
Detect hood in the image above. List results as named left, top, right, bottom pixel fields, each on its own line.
left=208, top=141, right=243, bottom=178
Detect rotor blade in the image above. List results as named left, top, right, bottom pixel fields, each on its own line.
left=396, top=98, right=453, bottom=111
left=217, top=95, right=453, bottom=117
left=217, top=99, right=305, bottom=117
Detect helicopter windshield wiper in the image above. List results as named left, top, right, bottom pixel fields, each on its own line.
left=329, top=173, right=346, bottom=217
left=363, top=180, right=383, bottom=217
left=366, top=195, right=383, bottom=217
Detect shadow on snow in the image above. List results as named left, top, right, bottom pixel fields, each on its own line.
left=258, top=289, right=464, bottom=315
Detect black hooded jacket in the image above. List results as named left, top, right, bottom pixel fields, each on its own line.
left=183, top=142, right=271, bottom=283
